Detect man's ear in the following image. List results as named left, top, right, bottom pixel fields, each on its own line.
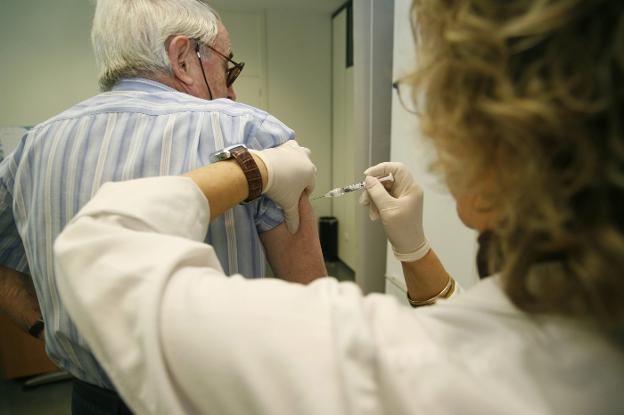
left=167, top=35, right=195, bottom=86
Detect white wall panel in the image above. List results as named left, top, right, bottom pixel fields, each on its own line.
left=351, top=0, right=394, bottom=294
left=331, top=10, right=358, bottom=269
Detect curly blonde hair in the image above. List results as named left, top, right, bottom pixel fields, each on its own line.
left=411, top=0, right=624, bottom=328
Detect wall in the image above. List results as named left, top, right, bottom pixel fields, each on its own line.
left=351, top=0, right=394, bottom=294
left=331, top=7, right=357, bottom=269
left=219, top=11, right=268, bottom=110
left=328, top=0, right=395, bottom=291
left=265, top=10, right=333, bottom=218
left=385, top=0, right=479, bottom=302
left=0, top=0, right=98, bottom=126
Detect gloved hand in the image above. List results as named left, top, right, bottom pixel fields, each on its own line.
left=359, top=162, right=430, bottom=262
left=252, top=141, right=317, bottom=233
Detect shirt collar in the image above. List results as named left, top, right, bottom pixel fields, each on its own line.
left=111, top=78, right=179, bottom=93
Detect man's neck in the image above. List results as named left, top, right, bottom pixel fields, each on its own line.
left=147, top=74, right=187, bottom=94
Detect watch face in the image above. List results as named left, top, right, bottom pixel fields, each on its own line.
left=213, top=150, right=231, bottom=161
left=209, top=144, right=248, bottom=163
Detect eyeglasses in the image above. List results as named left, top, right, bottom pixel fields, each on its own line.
left=392, top=77, right=422, bottom=115
left=201, top=42, right=245, bottom=88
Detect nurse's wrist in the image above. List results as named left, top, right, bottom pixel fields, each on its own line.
left=392, top=243, right=430, bottom=262
left=401, top=249, right=453, bottom=305
left=406, top=276, right=456, bottom=307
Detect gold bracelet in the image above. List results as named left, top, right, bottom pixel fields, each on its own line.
left=407, top=277, right=455, bottom=308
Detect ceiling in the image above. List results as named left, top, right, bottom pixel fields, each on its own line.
left=209, top=0, right=347, bottom=14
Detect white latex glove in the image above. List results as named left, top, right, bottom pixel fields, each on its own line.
left=251, top=141, right=317, bottom=233
left=359, top=162, right=430, bottom=262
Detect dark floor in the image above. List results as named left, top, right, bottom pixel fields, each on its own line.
left=325, top=259, right=355, bottom=282
left=0, top=374, right=72, bottom=415
left=1, top=261, right=354, bottom=414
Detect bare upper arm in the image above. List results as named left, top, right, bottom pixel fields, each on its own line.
left=259, top=196, right=327, bottom=283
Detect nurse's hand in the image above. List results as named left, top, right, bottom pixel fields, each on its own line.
left=359, top=162, right=430, bottom=262
left=252, top=141, right=317, bottom=233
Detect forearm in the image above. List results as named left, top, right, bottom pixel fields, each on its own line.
left=182, top=155, right=268, bottom=221
left=0, top=266, right=41, bottom=335
left=401, top=249, right=451, bottom=302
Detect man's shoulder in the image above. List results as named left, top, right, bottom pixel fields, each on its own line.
left=30, top=87, right=293, bottom=152
left=38, top=91, right=274, bottom=127
left=174, top=96, right=272, bottom=122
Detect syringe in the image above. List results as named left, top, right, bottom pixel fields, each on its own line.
left=312, top=173, right=394, bottom=200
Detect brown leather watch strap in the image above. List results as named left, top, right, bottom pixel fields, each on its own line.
left=230, top=146, right=263, bottom=202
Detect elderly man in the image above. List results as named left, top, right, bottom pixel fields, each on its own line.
left=0, top=0, right=326, bottom=413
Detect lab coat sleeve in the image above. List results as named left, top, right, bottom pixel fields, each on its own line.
left=54, top=176, right=379, bottom=415
left=54, top=176, right=213, bottom=415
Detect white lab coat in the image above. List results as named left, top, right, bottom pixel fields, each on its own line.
left=54, top=177, right=624, bottom=415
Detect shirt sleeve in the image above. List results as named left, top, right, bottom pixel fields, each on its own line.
left=0, top=158, right=29, bottom=273
left=254, top=196, right=283, bottom=233
left=248, top=112, right=296, bottom=233
left=249, top=112, right=296, bottom=150
left=55, top=177, right=212, bottom=415
left=53, top=176, right=381, bottom=415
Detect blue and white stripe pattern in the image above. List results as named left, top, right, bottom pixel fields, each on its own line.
left=0, top=78, right=293, bottom=389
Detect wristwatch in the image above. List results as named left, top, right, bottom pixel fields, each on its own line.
left=209, top=144, right=263, bottom=203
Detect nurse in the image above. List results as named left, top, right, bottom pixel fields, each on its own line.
left=55, top=0, right=624, bottom=413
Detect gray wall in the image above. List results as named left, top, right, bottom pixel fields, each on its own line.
left=0, top=0, right=98, bottom=126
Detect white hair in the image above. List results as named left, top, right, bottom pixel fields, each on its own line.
left=91, top=0, right=220, bottom=90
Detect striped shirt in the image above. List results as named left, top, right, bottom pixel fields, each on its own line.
left=0, top=78, right=293, bottom=389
